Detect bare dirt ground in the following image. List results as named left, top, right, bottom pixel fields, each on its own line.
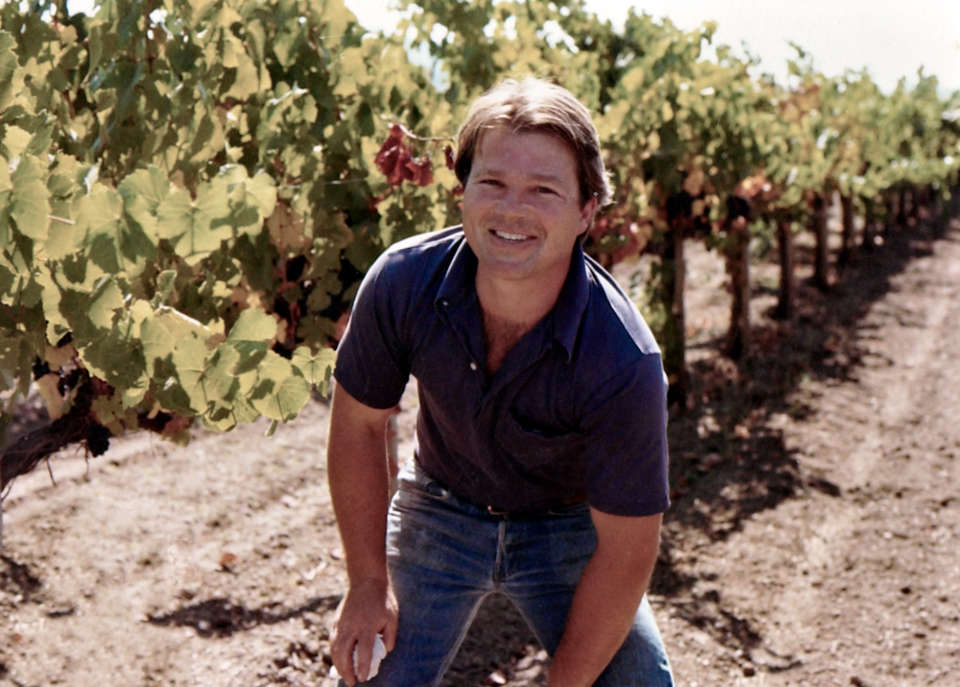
left=2, top=200, right=958, bottom=687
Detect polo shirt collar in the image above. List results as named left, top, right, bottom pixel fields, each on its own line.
left=551, top=242, right=590, bottom=361
left=435, top=231, right=478, bottom=310
left=434, top=230, right=590, bottom=361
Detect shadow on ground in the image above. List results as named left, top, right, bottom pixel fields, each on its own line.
left=0, top=554, right=43, bottom=601
left=662, top=204, right=952, bottom=552
left=146, top=594, right=342, bottom=638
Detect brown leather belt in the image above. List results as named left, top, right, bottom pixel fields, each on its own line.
left=483, top=497, right=587, bottom=520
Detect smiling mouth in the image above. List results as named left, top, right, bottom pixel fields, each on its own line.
left=491, top=229, right=534, bottom=243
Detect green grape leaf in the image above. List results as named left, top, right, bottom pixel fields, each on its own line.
left=0, top=31, right=22, bottom=111
left=155, top=187, right=195, bottom=241
left=231, top=394, right=260, bottom=425
left=142, top=307, right=221, bottom=365
left=203, top=344, right=241, bottom=403
left=119, top=165, right=170, bottom=235
left=170, top=334, right=212, bottom=414
left=156, top=177, right=232, bottom=259
left=75, top=184, right=124, bottom=270
left=224, top=45, right=263, bottom=100
left=202, top=405, right=238, bottom=431
left=86, top=276, right=124, bottom=330
left=291, top=345, right=336, bottom=393
left=80, top=327, right=146, bottom=390
left=3, top=125, right=32, bottom=160
left=249, top=350, right=310, bottom=421
left=10, top=156, right=50, bottom=242
left=226, top=308, right=278, bottom=344
left=140, top=316, right=174, bottom=372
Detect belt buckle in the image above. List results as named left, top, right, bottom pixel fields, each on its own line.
left=486, top=505, right=509, bottom=517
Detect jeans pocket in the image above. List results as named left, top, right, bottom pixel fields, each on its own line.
left=394, top=465, right=452, bottom=513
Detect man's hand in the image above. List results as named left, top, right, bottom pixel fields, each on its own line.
left=331, top=577, right=398, bottom=685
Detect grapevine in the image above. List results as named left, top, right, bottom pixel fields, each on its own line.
left=1, top=0, right=957, bottom=496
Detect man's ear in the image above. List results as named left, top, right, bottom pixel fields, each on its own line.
left=580, top=195, right=599, bottom=233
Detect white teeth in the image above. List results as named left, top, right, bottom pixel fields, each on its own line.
left=494, top=231, right=529, bottom=242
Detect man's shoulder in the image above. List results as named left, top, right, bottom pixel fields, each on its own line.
left=569, top=258, right=667, bottom=425
left=353, top=226, right=468, bottom=327
left=581, top=256, right=661, bottom=361
left=379, top=226, right=464, bottom=267
left=365, top=226, right=465, bottom=295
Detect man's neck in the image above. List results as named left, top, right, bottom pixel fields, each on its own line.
left=481, top=309, right=529, bottom=375
left=474, top=265, right=569, bottom=376
left=474, top=266, right=567, bottom=328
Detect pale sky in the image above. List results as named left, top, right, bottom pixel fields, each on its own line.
left=597, top=0, right=960, bottom=95
left=345, top=0, right=960, bottom=95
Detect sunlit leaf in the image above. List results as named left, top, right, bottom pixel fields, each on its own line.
left=291, top=345, right=336, bottom=391
left=250, top=350, right=310, bottom=421
left=10, top=156, right=50, bottom=241
left=226, top=308, right=277, bottom=344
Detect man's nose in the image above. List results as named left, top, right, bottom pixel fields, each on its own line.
left=495, top=188, right=529, bottom=215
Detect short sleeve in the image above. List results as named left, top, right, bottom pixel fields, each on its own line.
left=580, top=353, right=670, bottom=516
left=333, top=253, right=411, bottom=409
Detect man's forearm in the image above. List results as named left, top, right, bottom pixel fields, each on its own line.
left=547, top=552, right=651, bottom=687
left=547, top=510, right=661, bottom=687
left=327, top=401, right=391, bottom=582
left=326, top=385, right=400, bottom=685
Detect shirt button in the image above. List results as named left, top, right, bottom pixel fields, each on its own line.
left=441, top=299, right=449, bottom=307
left=469, top=361, right=478, bottom=371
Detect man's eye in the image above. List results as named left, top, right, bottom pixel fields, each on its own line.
left=537, top=186, right=558, bottom=196
left=479, top=178, right=502, bottom=186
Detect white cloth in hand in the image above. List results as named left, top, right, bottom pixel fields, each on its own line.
left=352, top=633, right=387, bottom=682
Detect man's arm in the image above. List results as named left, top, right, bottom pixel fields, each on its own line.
left=547, top=509, right=663, bottom=687
left=327, top=382, right=399, bottom=686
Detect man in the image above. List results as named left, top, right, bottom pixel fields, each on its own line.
left=327, top=78, right=673, bottom=687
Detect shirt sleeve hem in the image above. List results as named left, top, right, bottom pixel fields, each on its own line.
left=332, top=368, right=404, bottom=410
left=586, top=497, right=670, bottom=518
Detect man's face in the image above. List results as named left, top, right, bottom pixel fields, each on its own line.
left=462, top=127, right=597, bottom=290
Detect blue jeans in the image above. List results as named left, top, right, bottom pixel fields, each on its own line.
left=361, top=463, right=674, bottom=687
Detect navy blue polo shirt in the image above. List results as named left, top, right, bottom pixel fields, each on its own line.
left=333, top=227, right=670, bottom=517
